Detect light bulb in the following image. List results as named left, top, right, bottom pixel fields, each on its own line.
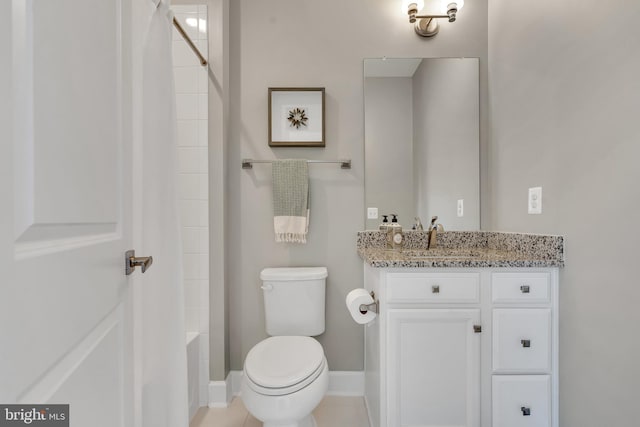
left=401, top=0, right=425, bottom=14
left=441, top=0, right=464, bottom=13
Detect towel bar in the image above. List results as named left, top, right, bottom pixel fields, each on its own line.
left=242, top=159, right=351, bottom=169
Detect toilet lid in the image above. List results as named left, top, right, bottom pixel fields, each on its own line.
left=244, top=336, right=325, bottom=391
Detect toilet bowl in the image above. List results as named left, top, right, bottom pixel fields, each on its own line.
left=241, top=336, right=329, bottom=427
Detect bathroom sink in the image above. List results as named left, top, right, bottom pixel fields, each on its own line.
left=383, top=249, right=483, bottom=260
left=409, top=254, right=477, bottom=260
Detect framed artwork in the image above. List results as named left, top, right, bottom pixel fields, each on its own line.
left=268, top=87, right=325, bottom=147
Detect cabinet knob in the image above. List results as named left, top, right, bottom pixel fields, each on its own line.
left=432, top=285, right=440, bottom=294
left=520, top=285, right=530, bottom=293
left=521, top=406, right=531, bottom=416
left=521, top=339, right=531, bottom=348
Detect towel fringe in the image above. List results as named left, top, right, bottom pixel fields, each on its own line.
left=275, top=233, right=307, bottom=244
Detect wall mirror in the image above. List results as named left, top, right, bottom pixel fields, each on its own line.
left=364, top=57, right=480, bottom=231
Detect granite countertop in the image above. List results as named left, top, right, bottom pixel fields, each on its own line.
left=357, top=231, right=564, bottom=268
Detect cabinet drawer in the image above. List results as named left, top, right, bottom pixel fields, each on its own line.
left=492, top=273, right=550, bottom=303
left=493, top=309, right=551, bottom=373
left=387, top=273, right=480, bottom=303
left=492, top=375, right=551, bottom=427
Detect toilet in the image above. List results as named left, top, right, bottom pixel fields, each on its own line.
left=241, top=267, right=329, bottom=427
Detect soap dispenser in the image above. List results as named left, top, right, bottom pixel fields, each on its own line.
left=387, top=214, right=403, bottom=250
left=379, top=215, right=390, bottom=232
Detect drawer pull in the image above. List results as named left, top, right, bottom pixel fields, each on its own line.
left=521, top=406, right=531, bottom=416
left=432, top=285, right=440, bottom=294
left=520, top=285, right=530, bottom=293
left=521, top=339, right=531, bottom=348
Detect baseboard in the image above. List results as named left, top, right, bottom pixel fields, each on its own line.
left=229, top=370, right=243, bottom=396
left=208, top=371, right=365, bottom=407
left=208, top=376, right=232, bottom=408
left=326, top=371, right=365, bottom=396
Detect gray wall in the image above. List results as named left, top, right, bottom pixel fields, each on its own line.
left=413, top=58, right=480, bottom=229
left=487, top=0, right=640, bottom=425
left=227, top=0, right=488, bottom=372
left=364, top=77, right=414, bottom=231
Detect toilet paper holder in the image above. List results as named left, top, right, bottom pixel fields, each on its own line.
left=359, top=291, right=379, bottom=314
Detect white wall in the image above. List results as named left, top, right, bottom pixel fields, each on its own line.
left=488, top=0, right=640, bottom=425
left=172, top=5, right=210, bottom=406
left=227, top=0, right=488, bottom=372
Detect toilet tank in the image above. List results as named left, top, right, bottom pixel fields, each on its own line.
left=260, top=267, right=327, bottom=336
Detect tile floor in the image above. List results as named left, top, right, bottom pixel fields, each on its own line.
left=190, top=395, right=370, bottom=427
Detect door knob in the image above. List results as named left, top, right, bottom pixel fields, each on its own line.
left=125, top=249, right=153, bottom=275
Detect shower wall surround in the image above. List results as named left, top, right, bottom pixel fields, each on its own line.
left=173, top=4, right=209, bottom=407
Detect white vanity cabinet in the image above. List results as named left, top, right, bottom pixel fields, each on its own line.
left=363, top=265, right=559, bottom=427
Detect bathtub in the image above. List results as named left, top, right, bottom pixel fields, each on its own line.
left=186, top=332, right=200, bottom=420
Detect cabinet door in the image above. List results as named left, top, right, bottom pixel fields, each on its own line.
left=387, top=309, right=480, bottom=427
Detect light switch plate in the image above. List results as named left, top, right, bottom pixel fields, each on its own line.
left=367, top=207, right=379, bottom=220
left=457, top=199, right=464, bottom=217
left=528, top=187, right=542, bottom=214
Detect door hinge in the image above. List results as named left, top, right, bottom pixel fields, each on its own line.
left=473, top=325, right=482, bottom=333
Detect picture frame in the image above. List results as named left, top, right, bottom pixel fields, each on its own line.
left=268, top=87, right=325, bottom=147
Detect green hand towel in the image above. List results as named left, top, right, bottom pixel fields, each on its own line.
left=272, top=159, right=309, bottom=243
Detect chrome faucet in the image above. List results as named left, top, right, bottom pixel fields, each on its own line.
left=427, top=216, right=444, bottom=249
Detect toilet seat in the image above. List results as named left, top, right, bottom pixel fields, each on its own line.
left=244, top=336, right=325, bottom=396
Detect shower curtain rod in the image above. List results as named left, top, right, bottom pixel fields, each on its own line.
left=173, top=17, right=208, bottom=66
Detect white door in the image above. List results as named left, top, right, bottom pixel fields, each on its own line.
left=1, top=1, right=136, bottom=426
left=387, top=309, right=481, bottom=427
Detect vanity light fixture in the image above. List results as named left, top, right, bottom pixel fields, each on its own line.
left=402, top=0, right=464, bottom=37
